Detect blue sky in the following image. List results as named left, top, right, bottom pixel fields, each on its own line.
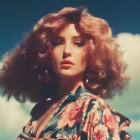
left=0, top=0, right=140, bottom=139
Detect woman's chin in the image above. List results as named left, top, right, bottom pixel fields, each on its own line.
left=57, top=72, right=83, bottom=79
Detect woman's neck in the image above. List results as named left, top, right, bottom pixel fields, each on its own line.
left=58, top=76, right=83, bottom=99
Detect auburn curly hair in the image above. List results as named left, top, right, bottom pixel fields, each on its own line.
left=0, top=7, right=129, bottom=102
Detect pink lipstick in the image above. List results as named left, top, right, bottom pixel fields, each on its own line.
left=60, top=60, right=74, bottom=69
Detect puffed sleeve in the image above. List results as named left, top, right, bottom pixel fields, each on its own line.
left=82, top=97, right=131, bottom=140
left=16, top=119, right=36, bottom=140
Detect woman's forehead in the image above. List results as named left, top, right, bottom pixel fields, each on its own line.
left=58, top=24, right=79, bottom=36
left=52, top=24, right=87, bottom=40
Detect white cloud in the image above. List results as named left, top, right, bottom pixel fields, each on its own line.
left=129, top=119, right=140, bottom=132
left=0, top=97, right=33, bottom=139
left=107, top=33, right=140, bottom=116
left=116, top=33, right=140, bottom=82
left=23, top=100, right=35, bottom=110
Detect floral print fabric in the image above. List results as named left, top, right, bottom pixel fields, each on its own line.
left=17, top=86, right=131, bottom=140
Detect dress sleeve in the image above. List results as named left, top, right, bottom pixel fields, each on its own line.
left=16, top=119, right=36, bottom=140
left=82, top=98, right=131, bottom=140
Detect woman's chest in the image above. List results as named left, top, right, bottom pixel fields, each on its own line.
left=23, top=95, right=87, bottom=139
left=34, top=102, right=59, bottom=138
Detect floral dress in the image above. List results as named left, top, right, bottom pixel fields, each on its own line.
left=17, top=86, right=131, bottom=140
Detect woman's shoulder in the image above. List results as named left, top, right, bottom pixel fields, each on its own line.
left=79, top=91, right=110, bottom=108
left=80, top=90, right=131, bottom=127
left=79, top=90, right=131, bottom=139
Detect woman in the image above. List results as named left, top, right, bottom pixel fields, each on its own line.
left=0, top=7, right=131, bottom=139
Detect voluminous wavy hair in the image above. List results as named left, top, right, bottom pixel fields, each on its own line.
left=0, top=7, right=129, bottom=102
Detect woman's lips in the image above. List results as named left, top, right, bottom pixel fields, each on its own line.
left=60, top=60, right=74, bottom=69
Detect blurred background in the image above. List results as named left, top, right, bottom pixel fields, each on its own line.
left=0, top=0, right=140, bottom=139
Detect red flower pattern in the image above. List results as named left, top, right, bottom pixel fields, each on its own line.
left=103, top=108, right=120, bottom=131
left=93, top=124, right=109, bottom=140
left=57, top=98, right=85, bottom=129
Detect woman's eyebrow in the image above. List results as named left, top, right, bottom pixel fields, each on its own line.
left=52, top=36, right=64, bottom=41
left=55, top=36, right=82, bottom=41
left=72, top=36, right=82, bottom=40
left=55, top=36, right=64, bottom=39
left=54, top=35, right=82, bottom=40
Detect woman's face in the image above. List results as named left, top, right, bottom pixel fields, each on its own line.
left=51, top=24, right=88, bottom=79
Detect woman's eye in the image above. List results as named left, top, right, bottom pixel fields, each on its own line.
left=52, top=40, right=63, bottom=47
left=74, top=41, right=85, bottom=47
left=52, top=38, right=64, bottom=47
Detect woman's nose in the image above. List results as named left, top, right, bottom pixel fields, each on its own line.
left=63, top=43, right=71, bottom=58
